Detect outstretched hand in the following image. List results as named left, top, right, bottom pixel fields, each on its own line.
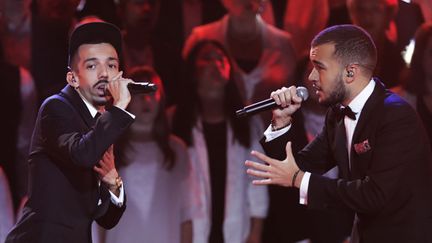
left=245, top=142, right=302, bottom=187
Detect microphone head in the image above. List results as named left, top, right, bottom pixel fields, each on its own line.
left=296, top=86, right=309, bottom=101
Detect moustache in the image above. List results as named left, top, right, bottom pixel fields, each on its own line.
left=93, top=79, right=109, bottom=88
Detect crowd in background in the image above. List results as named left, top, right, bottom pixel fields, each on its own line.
left=1, top=0, right=431, bottom=242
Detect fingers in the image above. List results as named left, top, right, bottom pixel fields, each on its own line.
left=245, top=159, right=270, bottom=171
left=250, top=150, right=277, bottom=166
left=111, top=71, right=123, bottom=82
left=93, top=164, right=103, bottom=174
left=285, top=141, right=293, bottom=160
left=245, top=161, right=273, bottom=185
left=291, top=87, right=303, bottom=104
left=252, top=178, right=272, bottom=185
left=270, top=86, right=305, bottom=107
left=271, top=87, right=289, bottom=107
left=246, top=167, right=271, bottom=177
left=108, top=144, right=114, bottom=153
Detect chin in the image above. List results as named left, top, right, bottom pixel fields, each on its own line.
left=93, top=97, right=110, bottom=107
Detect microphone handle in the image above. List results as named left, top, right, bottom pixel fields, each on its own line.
left=236, top=99, right=278, bottom=118
left=127, top=82, right=157, bottom=94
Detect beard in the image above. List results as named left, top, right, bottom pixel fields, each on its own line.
left=320, top=72, right=348, bottom=107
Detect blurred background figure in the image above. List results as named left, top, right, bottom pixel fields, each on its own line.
left=0, top=166, right=14, bottom=243
left=30, top=0, right=81, bottom=102
left=0, top=2, right=37, bottom=212
left=161, top=0, right=226, bottom=41
left=1, top=0, right=32, bottom=70
left=117, top=0, right=183, bottom=106
left=275, top=0, right=329, bottom=61
left=173, top=40, right=268, bottom=243
left=183, top=0, right=297, bottom=124
left=104, top=66, right=195, bottom=243
left=413, top=0, right=432, bottom=22
left=347, top=0, right=406, bottom=88
left=396, top=22, right=432, bottom=149
left=76, top=0, right=120, bottom=26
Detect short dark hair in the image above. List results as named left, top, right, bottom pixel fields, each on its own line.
left=68, top=22, right=122, bottom=69
left=311, top=24, right=377, bottom=73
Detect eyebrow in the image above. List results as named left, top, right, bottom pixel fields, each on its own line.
left=312, top=60, right=326, bottom=68
left=83, top=57, right=119, bottom=63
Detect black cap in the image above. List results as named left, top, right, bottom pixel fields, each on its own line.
left=68, top=22, right=122, bottom=66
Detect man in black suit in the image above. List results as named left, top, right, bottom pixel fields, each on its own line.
left=246, top=24, right=432, bottom=242
left=6, top=22, right=135, bottom=243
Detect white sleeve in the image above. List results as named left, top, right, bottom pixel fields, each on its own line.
left=109, top=184, right=125, bottom=207
left=263, top=124, right=291, bottom=142
left=299, top=172, right=311, bottom=205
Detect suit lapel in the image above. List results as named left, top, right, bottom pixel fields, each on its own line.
left=350, top=79, right=386, bottom=176
left=333, top=118, right=351, bottom=179
left=59, top=85, right=95, bottom=128
left=59, top=85, right=105, bottom=215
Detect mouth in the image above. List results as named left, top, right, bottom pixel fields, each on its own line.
left=312, top=83, right=322, bottom=93
left=94, top=80, right=108, bottom=96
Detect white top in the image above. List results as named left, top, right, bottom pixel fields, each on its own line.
left=104, top=137, right=196, bottom=243
left=189, top=118, right=268, bottom=243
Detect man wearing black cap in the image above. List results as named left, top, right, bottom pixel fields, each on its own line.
left=5, top=21, right=134, bottom=243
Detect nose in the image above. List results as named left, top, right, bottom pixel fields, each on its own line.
left=308, top=68, right=318, bottom=82
left=98, top=65, right=109, bottom=81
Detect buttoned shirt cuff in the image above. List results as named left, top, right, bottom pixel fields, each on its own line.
left=299, top=172, right=310, bottom=205
left=263, top=124, right=291, bottom=142
left=109, top=184, right=124, bottom=207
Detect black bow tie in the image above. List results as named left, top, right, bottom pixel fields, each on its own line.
left=333, top=105, right=357, bottom=121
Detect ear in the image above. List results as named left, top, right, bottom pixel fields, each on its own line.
left=66, top=71, right=79, bottom=88
left=344, top=64, right=357, bottom=84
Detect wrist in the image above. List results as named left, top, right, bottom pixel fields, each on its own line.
left=292, top=169, right=303, bottom=188
left=114, top=102, right=128, bottom=110
left=271, top=116, right=292, bottom=131
left=108, top=176, right=123, bottom=192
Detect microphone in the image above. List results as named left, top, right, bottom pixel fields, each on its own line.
left=104, top=82, right=157, bottom=95
left=127, top=82, right=157, bottom=94
left=236, top=86, right=309, bottom=118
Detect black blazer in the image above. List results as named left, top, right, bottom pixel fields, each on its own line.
left=263, top=80, right=432, bottom=243
left=6, top=85, right=134, bottom=243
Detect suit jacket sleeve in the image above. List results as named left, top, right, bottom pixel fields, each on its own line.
left=39, top=98, right=134, bottom=168
left=95, top=185, right=127, bottom=229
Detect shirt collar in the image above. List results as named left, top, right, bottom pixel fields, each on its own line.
left=347, top=79, right=375, bottom=117
left=76, top=89, right=99, bottom=118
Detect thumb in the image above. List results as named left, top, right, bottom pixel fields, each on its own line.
left=285, top=141, right=294, bottom=161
